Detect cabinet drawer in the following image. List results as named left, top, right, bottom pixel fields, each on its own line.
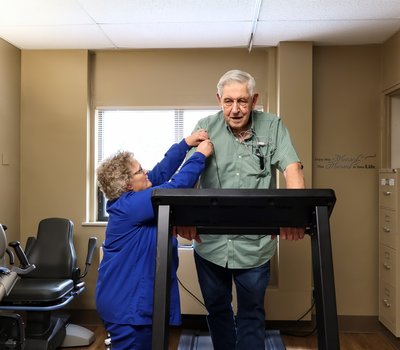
left=379, top=281, right=396, bottom=331
left=379, top=245, right=397, bottom=284
left=379, top=175, right=398, bottom=210
left=379, top=209, right=398, bottom=248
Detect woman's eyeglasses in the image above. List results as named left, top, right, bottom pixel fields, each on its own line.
left=132, top=165, right=145, bottom=176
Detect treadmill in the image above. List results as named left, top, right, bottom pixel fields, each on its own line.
left=151, top=188, right=338, bottom=350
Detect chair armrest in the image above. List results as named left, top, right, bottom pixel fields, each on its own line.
left=85, top=237, right=97, bottom=266
left=24, top=236, right=36, bottom=256
left=78, top=237, right=98, bottom=279
left=8, top=241, right=36, bottom=275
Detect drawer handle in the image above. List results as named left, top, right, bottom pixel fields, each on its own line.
left=383, top=191, right=392, bottom=196
left=383, top=299, right=391, bottom=307
left=383, top=263, right=391, bottom=270
left=383, top=227, right=391, bottom=233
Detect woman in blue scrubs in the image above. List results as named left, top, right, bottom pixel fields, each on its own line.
left=96, top=129, right=213, bottom=350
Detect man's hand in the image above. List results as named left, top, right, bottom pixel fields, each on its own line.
left=275, top=162, right=306, bottom=241
left=172, top=226, right=201, bottom=243
left=278, top=227, right=305, bottom=240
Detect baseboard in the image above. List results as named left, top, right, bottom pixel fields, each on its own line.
left=66, top=309, right=102, bottom=326
left=338, top=315, right=379, bottom=332
left=67, top=310, right=400, bottom=349
left=66, top=310, right=386, bottom=331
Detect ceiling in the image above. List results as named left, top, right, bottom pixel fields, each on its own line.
left=0, top=0, right=400, bottom=50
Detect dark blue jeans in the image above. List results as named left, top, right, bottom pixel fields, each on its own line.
left=194, top=251, right=271, bottom=350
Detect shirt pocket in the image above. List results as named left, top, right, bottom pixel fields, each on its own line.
left=241, top=152, right=267, bottom=177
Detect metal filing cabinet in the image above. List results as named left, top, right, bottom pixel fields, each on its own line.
left=379, top=169, right=400, bottom=336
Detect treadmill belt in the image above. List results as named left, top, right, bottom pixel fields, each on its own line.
left=178, top=329, right=286, bottom=349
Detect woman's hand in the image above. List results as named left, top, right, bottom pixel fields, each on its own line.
left=185, top=129, right=209, bottom=147
left=196, top=139, right=214, bottom=157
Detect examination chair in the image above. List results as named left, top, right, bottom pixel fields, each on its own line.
left=0, top=223, right=36, bottom=349
left=0, top=224, right=19, bottom=302
left=0, top=218, right=97, bottom=350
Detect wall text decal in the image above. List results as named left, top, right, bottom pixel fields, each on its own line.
left=314, top=154, right=376, bottom=169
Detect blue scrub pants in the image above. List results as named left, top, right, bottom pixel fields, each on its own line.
left=194, top=251, right=270, bottom=350
left=103, top=321, right=152, bottom=350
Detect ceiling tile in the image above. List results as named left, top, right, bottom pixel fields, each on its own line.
left=0, top=0, right=399, bottom=49
left=102, top=22, right=252, bottom=49
left=0, top=0, right=93, bottom=25
left=259, top=0, right=400, bottom=20
left=254, top=19, right=400, bottom=46
left=0, top=25, right=114, bottom=49
left=79, top=0, right=255, bottom=23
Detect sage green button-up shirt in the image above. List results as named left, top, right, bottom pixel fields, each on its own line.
left=189, top=110, right=301, bottom=269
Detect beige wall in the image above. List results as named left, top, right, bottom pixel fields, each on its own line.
left=93, top=47, right=313, bottom=319
left=313, top=45, right=381, bottom=315
left=0, top=38, right=20, bottom=243
left=0, top=32, right=399, bottom=316
left=93, top=48, right=269, bottom=107
left=381, top=31, right=400, bottom=168
left=20, top=50, right=99, bottom=308
left=382, top=31, right=400, bottom=91
left=20, top=48, right=274, bottom=310
left=266, top=42, right=313, bottom=319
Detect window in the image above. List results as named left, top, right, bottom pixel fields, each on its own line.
left=95, top=108, right=219, bottom=221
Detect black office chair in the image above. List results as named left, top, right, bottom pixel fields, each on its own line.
left=0, top=218, right=97, bottom=350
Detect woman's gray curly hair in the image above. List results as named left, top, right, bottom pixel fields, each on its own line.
left=96, top=151, right=135, bottom=200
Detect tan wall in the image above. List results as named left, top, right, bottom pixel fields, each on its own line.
left=21, top=49, right=272, bottom=310
left=11, top=36, right=397, bottom=317
left=381, top=31, right=400, bottom=168
left=93, top=48, right=269, bottom=107
left=20, top=50, right=100, bottom=308
left=0, top=38, right=20, bottom=243
left=266, top=42, right=313, bottom=319
left=382, top=31, right=400, bottom=91
left=93, top=47, right=313, bottom=319
left=313, top=45, right=381, bottom=315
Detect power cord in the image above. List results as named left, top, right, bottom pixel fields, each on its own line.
left=280, top=299, right=317, bottom=337
left=178, top=275, right=317, bottom=338
left=178, top=277, right=206, bottom=309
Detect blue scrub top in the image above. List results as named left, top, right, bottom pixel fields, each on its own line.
left=96, top=140, right=206, bottom=326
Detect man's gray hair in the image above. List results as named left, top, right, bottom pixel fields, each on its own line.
left=217, top=70, right=256, bottom=97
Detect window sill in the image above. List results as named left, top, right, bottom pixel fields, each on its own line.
left=81, top=221, right=107, bottom=227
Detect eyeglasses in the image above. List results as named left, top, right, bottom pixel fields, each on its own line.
left=222, top=97, right=251, bottom=108
left=132, top=165, right=145, bottom=176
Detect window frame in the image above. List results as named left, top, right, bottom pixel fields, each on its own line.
left=94, top=107, right=220, bottom=222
